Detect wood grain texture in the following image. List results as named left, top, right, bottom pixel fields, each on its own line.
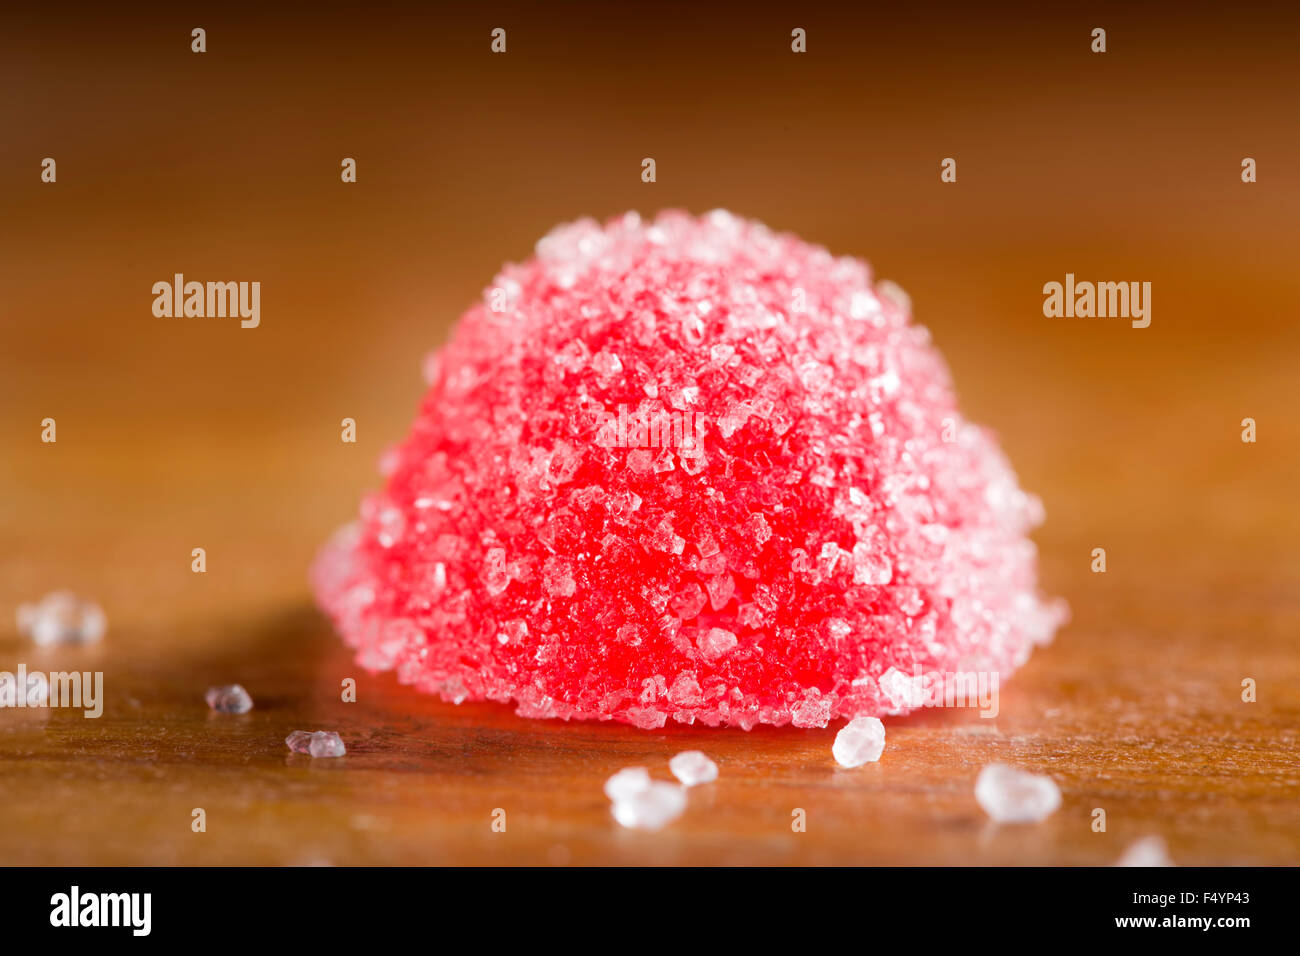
left=2, top=3, right=1298, bottom=865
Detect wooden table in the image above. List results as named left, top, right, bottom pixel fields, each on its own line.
left=2, top=4, right=1297, bottom=865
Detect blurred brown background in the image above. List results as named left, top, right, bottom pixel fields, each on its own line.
left=0, top=2, right=1296, bottom=864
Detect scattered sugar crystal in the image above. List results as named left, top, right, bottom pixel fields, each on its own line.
left=974, top=763, right=1061, bottom=823
left=832, top=716, right=886, bottom=767
left=308, top=732, right=347, bottom=758
left=609, top=781, right=687, bottom=830
left=603, top=766, right=652, bottom=802
left=669, top=750, right=718, bottom=786
left=1116, top=835, right=1175, bottom=867
left=205, top=684, right=253, bottom=714
left=16, top=591, right=106, bottom=646
left=312, top=211, right=1066, bottom=729
left=286, top=730, right=346, bottom=758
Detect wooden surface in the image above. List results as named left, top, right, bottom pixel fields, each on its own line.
left=2, top=4, right=1298, bottom=865
left=1, top=536, right=1297, bottom=866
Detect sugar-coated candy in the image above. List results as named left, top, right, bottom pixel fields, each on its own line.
left=313, top=211, right=1065, bottom=729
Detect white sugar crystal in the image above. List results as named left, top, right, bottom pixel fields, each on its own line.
left=669, top=750, right=718, bottom=786
left=307, top=731, right=346, bottom=758
left=286, top=730, right=346, bottom=758
left=603, top=767, right=652, bottom=802
left=833, top=716, right=886, bottom=767
left=205, top=684, right=253, bottom=714
left=974, top=763, right=1061, bottom=823
left=17, top=591, right=106, bottom=646
left=610, top=781, right=687, bottom=831
left=1116, top=835, right=1175, bottom=867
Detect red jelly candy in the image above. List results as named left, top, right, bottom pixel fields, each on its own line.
left=312, top=211, right=1066, bottom=729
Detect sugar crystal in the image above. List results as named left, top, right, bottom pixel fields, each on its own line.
left=308, top=732, right=347, bottom=758
left=286, top=730, right=346, bottom=758
left=16, top=591, right=106, bottom=646
left=974, top=763, right=1061, bottom=823
left=832, top=716, right=886, bottom=767
left=669, top=750, right=718, bottom=786
left=205, top=684, right=253, bottom=714
left=603, top=767, right=652, bottom=802
left=609, top=781, right=687, bottom=830
left=1116, top=835, right=1175, bottom=867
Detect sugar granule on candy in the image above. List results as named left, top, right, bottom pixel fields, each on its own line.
left=312, top=209, right=1067, bottom=729
left=832, top=716, right=886, bottom=767
left=205, top=684, right=253, bottom=714
left=974, top=763, right=1061, bottom=823
left=669, top=750, right=718, bottom=786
